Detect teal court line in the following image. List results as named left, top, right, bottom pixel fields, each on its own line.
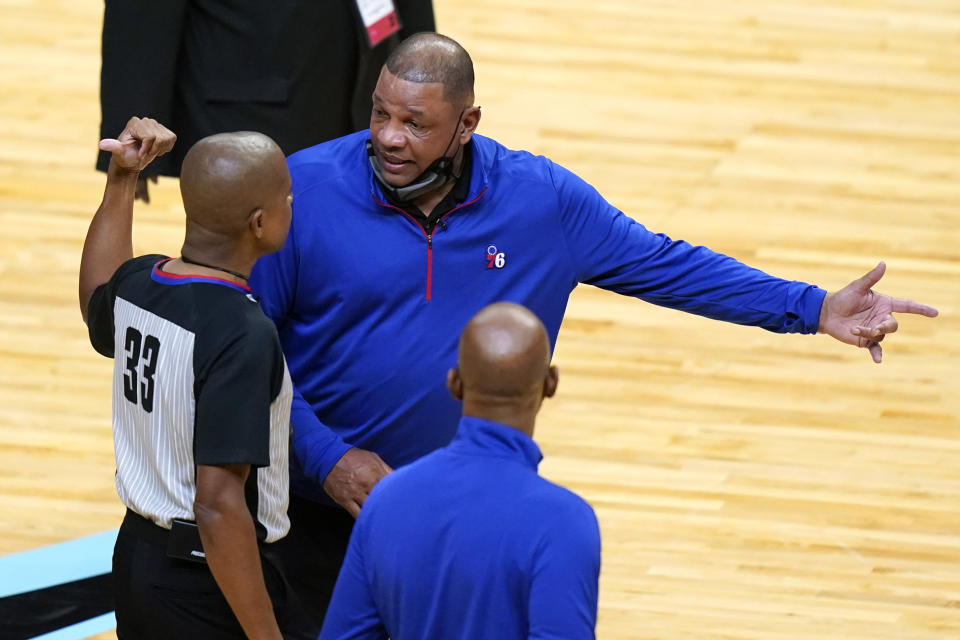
left=0, top=530, right=119, bottom=639
left=0, top=529, right=117, bottom=597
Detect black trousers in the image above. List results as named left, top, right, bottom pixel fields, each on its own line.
left=263, top=496, right=356, bottom=635
left=113, top=510, right=313, bottom=640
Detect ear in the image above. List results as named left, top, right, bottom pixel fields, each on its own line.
left=446, top=368, right=463, bottom=400
left=458, top=106, right=482, bottom=145
left=543, top=365, right=559, bottom=399
left=249, top=208, right=265, bottom=239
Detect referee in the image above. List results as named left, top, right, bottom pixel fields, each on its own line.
left=80, top=118, right=308, bottom=639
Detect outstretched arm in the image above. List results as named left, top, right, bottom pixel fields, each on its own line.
left=550, top=162, right=938, bottom=361
left=79, top=116, right=175, bottom=323
left=818, top=261, right=939, bottom=363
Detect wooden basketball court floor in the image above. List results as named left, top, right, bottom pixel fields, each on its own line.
left=0, top=0, right=958, bottom=638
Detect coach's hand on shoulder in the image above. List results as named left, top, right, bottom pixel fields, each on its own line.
left=819, top=261, right=938, bottom=363
left=99, top=116, right=176, bottom=174
left=324, top=447, right=393, bottom=518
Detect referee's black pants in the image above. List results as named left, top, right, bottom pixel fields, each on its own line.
left=262, top=495, right=356, bottom=635
left=113, top=510, right=314, bottom=640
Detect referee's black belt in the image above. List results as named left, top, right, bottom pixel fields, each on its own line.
left=121, top=509, right=180, bottom=545
left=122, top=509, right=214, bottom=564
left=121, top=508, right=270, bottom=561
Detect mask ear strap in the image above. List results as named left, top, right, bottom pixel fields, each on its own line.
left=442, top=107, right=468, bottom=157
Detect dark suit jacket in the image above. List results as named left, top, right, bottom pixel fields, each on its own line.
left=98, top=0, right=434, bottom=176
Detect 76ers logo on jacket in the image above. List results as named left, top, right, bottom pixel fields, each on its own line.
left=486, top=245, right=506, bottom=269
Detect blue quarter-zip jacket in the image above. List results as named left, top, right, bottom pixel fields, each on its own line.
left=319, top=416, right=601, bottom=640
left=249, top=131, right=826, bottom=500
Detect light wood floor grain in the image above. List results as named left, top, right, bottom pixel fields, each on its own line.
left=0, top=1, right=957, bottom=638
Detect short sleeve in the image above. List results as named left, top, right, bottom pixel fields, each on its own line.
left=194, top=324, right=284, bottom=467
left=87, top=254, right=167, bottom=357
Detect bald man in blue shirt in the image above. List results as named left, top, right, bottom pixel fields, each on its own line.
left=319, top=302, right=601, bottom=640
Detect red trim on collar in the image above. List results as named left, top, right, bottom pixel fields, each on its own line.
left=153, top=258, right=252, bottom=292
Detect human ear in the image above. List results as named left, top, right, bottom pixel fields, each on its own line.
left=446, top=368, right=463, bottom=400
left=459, top=106, right=482, bottom=143
left=250, top=209, right=264, bottom=238
left=543, top=365, right=558, bottom=399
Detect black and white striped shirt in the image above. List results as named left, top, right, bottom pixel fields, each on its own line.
left=87, top=255, right=291, bottom=542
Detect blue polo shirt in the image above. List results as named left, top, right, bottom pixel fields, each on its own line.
left=319, top=416, right=602, bottom=640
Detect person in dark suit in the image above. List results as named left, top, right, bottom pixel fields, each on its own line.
left=97, top=0, right=435, bottom=201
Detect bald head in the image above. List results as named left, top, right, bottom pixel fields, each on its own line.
left=451, top=303, right=558, bottom=433
left=457, top=303, right=551, bottom=398
left=384, top=32, right=475, bottom=107
left=179, top=131, right=287, bottom=236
